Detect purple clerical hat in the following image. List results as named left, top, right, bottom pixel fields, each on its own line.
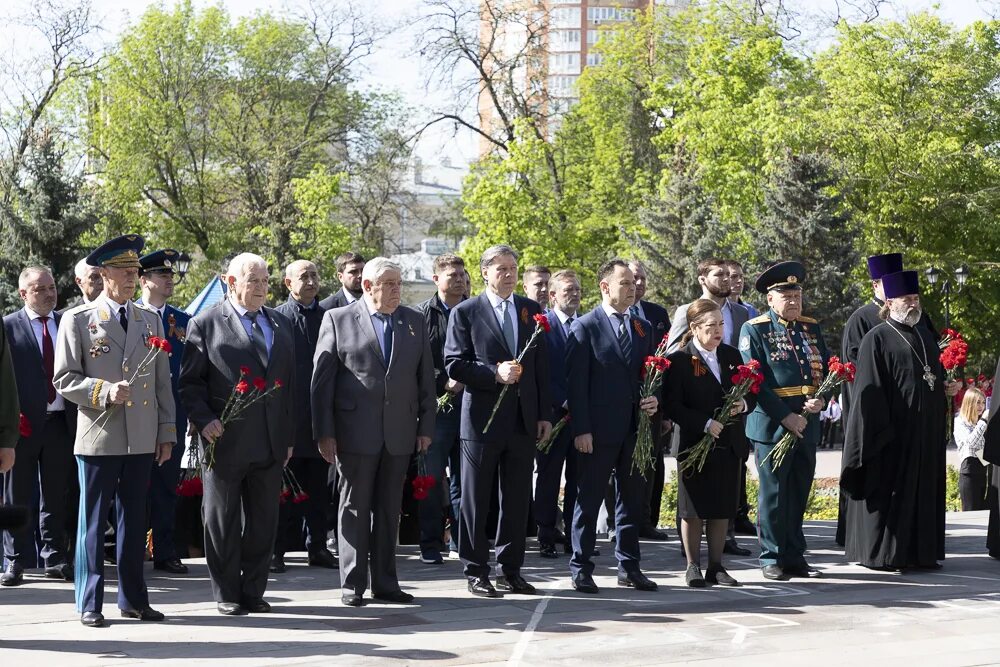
left=881, top=270, right=920, bottom=299
left=867, top=253, right=903, bottom=280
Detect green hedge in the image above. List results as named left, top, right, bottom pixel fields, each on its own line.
left=657, top=465, right=964, bottom=529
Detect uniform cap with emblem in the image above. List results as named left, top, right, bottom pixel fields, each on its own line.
left=754, top=260, right=805, bottom=295
left=880, top=270, right=920, bottom=298
left=86, top=234, right=145, bottom=269
left=139, top=248, right=180, bottom=275
left=866, top=253, right=903, bottom=280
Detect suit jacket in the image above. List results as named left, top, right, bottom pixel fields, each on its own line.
left=53, top=299, right=176, bottom=456
left=311, top=300, right=436, bottom=457
left=566, top=307, right=652, bottom=445
left=444, top=293, right=551, bottom=442
left=543, top=309, right=571, bottom=412
left=179, top=300, right=296, bottom=469
left=0, top=324, right=19, bottom=450
left=318, top=289, right=353, bottom=311
left=663, top=342, right=753, bottom=460
left=136, top=301, right=190, bottom=436
left=667, top=300, right=750, bottom=353
left=275, top=297, right=326, bottom=458
left=636, top=300, right=670, bottom=344
left=4, top=308, right=77, bottom=440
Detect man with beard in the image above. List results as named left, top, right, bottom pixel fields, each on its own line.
left=841, top=270, right=960, bottom=571
left=319, top=252, right=365, bottom=310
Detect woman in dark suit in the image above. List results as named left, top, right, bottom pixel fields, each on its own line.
left=664, top=299, right=754, bottom=587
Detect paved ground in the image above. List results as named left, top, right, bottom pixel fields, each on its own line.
left=2, top=510, right=999, bottom=666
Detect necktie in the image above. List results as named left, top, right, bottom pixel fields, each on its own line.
left=565, top=315, right=574, bottom=335
left=630, top=305, right=640, bottom=318
left=118, top=306, right=128, bottom=334
left=501, top=300, right=516, bottom=356
left=247, top=311, right=269, bottom=367
left=39, top=316, right=55, bottom=403
left=614, top=312, right=632, bottom=360
left=375, top=313, right=393, bottom=363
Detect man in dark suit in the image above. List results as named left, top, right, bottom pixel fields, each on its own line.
left=566, top=259, right=659, bottom=595
left=3, top=266, right=77, bottom=585
left=0, top=321, right=16, bottom=464
left=535, top=269, right=580, bottom=558
left=180, top=252, right=296, bottom=616
left=444, top=244, right=551, bottom=598
left=138, top=249, right=192, bottom=575
left=272, top=260, right=336, bottom=573
left=318, top=252, right=365, bottom=310
left=312, top=258, right=435, bottom=606
left=413, top=253, right=467, bottom=565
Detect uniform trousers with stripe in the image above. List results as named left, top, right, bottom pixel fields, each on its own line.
left=75, top=453, right=153, bottom=614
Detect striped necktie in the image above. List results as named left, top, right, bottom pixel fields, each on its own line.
left=613, top=312, right=631, bottom=359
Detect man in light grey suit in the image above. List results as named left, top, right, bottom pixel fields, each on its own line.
left=179, top=253, right=296, bottom=616
left=666, top=257, right=750, bottom=353
left=312, top=257, right=436, bottom=607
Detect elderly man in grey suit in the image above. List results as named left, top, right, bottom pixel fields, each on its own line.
left=312, top=257, right=436, bottom=607
left=180, top=252, right=296, bottom=616
left=54, top=234, right=175, bottom=628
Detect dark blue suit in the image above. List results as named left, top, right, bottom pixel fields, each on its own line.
left=3, top=308, right=76, bottom=568
left=534, top=309, right=576, bottom=546
left=142, top=302, right=190, bottom=564
left=566, top=306, right=652, bottom=578
left=444, top=293, right=551, bottom=579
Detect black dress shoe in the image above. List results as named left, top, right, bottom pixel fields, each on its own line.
left=705, top=567, right=740, bottom=586
left=572, top=573, right=599, bottom=594
left=723, top=539, right=752, bottom=556
left=734, top=516, right=757, bottom=536
left=242, top=599, right=272, bottom=613
left=467, top=577, right=502, bottom=598
left=552, top=531, right=568, bottom=545
left=269, top=555, right=286, bottom=574
left=785, top=564, right=822, bottom=578
left=373, top=590, right=415, bottom=604
left=618, top=570, right=658, bottom=591
left=44, top=563, right=74, bottom=581
left=539, top=542, right=559, bottom=559
left=342, top=593, right=363, bottom=607
left=761, top=565, right=788, bottom=581
left=308, top=549, right=338, bottom=569
left=80, top=611, right=105, bottom=627
left=217, top=602, right=247, bottom=615
left=685, top=563, right=705, bottom=588
left=639, top=527, right=669, bottom=541
left=120, top=606, right=165, bottom=621
left=496, top=574, right=536, bottom=594
left=153, top=558, right=188, bottom=575
left=0, top=562, right=23, bottom=586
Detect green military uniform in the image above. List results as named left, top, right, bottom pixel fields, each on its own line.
left=738, top=261, right=830, bottom=575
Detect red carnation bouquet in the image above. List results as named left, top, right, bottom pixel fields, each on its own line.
left=201, top=366, right=285, bottom=469
left=680, top=359, right=764, bottom=475
left=82, top=334, right=172, bottom=439
left=18, top=413, right=31, bottom=438
left=279, top=467, right=309, bottom=505
left=537, top=413, right=570, bottom=453
left=764, top=356, right=856, bottom=470
left=483, top=313, right=551, bottom=433
left=411, top=452, right=436, bottom=501
left=939, top=329, right=968, bottom=382
left=632, top=335, right=671, bottom=478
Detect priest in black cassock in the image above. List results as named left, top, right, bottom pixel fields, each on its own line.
left=841, top=270, right=960, bottom=571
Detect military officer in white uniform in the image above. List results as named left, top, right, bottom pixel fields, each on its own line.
left=53, top=234, right=176, bottom=627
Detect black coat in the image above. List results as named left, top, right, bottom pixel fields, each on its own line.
left=414, top=293, right=458, bottom=397
left=274, top=297, right=325, bottom=458
left=318, top=289, right=352, bottom=311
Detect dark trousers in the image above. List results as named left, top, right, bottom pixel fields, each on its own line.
left=753, top=439, right=816, bottom=568
left=571, top=435, right=644, bottom=578
left=148, top=440, right=184, bottom=563
left=534, top=420, right=576, bottom=545
left=960, top=457, right=988, bottom=511
left=275, top=457, right=331, bottom=556
left=419, top=408, right=461, bottom=553
left=326, top=463, right=340, bottom=543
left=459, top=432, right=534, bottom=579
left=74, top=454, right=153, bottom=614
left=4, top=415, right=74, bottom=567
left=336, top=449, right=409, bottom=595
left=203, top=457, right=281, bottom=604
left=643, top=437, right=666, bottom=530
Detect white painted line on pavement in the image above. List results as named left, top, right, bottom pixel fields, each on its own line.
left=507, top=579, right=566, bottom=667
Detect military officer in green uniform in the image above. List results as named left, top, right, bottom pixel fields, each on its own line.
left=738, top=261, right=829, bottom=581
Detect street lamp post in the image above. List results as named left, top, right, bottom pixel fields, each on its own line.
left=924, top=265, right=970, bottom=330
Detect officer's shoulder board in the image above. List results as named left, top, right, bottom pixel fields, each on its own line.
left=797, top=315, right=818, bottom=324
left=64, top=301, right=99, bottom=320
left=133, top=301, right=158, bottom=315
left=748, top=314, right=771, bottom=326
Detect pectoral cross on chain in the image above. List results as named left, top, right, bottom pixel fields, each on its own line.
left=922, top=365, right=936, bottom=390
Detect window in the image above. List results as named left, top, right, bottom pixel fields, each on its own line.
left=549, top=52, right=581, bottom=74
left=550, top=29, right=581, bottom=50
left=586, top=52, right=604, bottom=67
left=587, top=29, right=600, bottom=45
left=550, top=7, right=580, bottom=28
left=547, top=75, right=578, bottom=97
left=549, top=0, right=579, bottom=4
left=587, top=7, right=636, bottom=22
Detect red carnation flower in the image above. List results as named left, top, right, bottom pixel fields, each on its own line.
left=147, top=335, right=161, bottom=349
left=252, top=377, right=267, bottom=392
left=274, top=379, right=284, bottom=388
left=18, top=413, right=31, bottom=438
left=533, top=313, right=551, bottom=333
left=240, top=365, right=251, bottom=376
left=235, top=380, right=250, bottom=394
left=158, top=338, right=172, bottom=353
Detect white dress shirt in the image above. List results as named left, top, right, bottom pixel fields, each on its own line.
left=485, top=289, right=519, bottom=344
left=365, top=298, right=394, bottom=361
left=601, top=303, right=632, bottom=342
left=230, top=299, right=274, bottom=353
left=341, top=287, right=358, bottom=305
left=24, top=306, right=65, bottom=411
left=552, top=307, right=576, bottom=334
